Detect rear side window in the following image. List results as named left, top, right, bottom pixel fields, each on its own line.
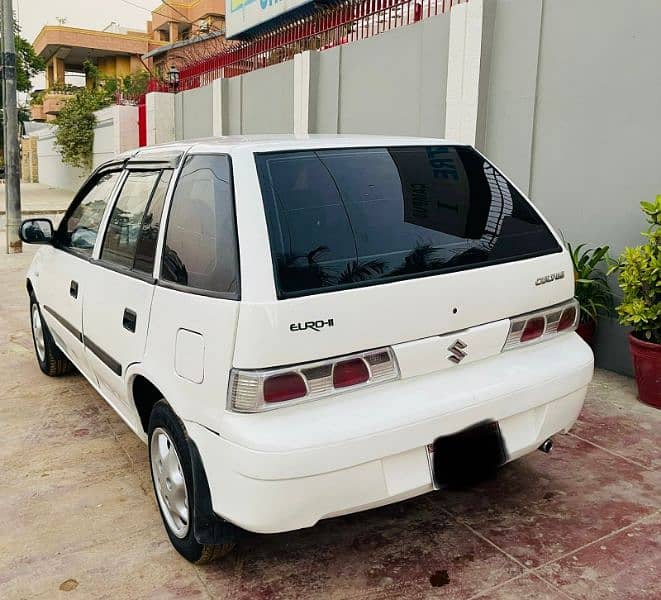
left=161, top=155, right=239, bottom=297
left=255, top=146, right=561, bottom=298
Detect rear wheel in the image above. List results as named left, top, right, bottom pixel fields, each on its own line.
left=30, top=295, right=74, bottom=377
left=148, top=401, right=234, bottom=564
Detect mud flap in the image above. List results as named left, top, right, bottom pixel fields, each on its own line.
left=188, top=438, right=239, bottom=545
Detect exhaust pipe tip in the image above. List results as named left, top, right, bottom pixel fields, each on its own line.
left=538, top=438, right=553, bottom=453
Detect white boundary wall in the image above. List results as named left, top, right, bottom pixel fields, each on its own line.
left=146, top=0, right=661, bottom=374
left=36, top=105, right=140, bottom=191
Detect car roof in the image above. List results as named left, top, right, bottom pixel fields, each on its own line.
left=112, top=134, right=457, bottom=164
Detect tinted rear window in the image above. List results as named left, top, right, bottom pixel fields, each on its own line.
left=255, top=146, right=561, bottom=298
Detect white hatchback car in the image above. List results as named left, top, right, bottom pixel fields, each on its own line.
left=21, top=135, right=594, bottom=562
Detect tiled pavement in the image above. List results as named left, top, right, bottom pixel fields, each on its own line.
left=1, top=247, right=659, bottom=599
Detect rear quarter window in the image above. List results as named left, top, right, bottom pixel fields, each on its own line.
left=160, top=154, right=239, bottom=298
left=255, top=145, right=561, bottom=298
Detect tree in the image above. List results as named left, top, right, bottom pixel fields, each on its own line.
left=13, top=24, right=45, bottom=93
left=0, top=20, right=44, bottom=156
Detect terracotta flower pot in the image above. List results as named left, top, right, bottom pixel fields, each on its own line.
left=628, top=333, right=661, bottom=409
left=576, top=318, right=596, bottom=347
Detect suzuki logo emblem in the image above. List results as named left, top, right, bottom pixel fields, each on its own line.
left=447, top=339, right=468, bottom=364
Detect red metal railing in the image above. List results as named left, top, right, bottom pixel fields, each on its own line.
left=151, top=0, right=465, bottom=92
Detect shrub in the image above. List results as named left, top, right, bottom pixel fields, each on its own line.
left=567, top=243, right=614, bottom=324
left=609, top=196, right=661, bottom=344
left=53, top=88, right=113, bottom=171
left=29, top=90, right=46, bottom=106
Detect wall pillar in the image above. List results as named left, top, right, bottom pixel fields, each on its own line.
left=445, top=0, right=484, bottom=144
left=146, top=91, right=176, bottom=145
left=113, top=105, right=139, bottom=152
left=308, top=47, right=339, bottom=134
left=46, top=57, right=66, bottom=87
left=212, top=77, right=229, bottom=136
left=169, top=22, right=180, bottom=44
left=53, top=57, right=66, bottom=85
left=21, top=137, right=39, bottom=183
left=46, top=62, right=54, bottom=88
left=293, top=51, right=312, bottom=135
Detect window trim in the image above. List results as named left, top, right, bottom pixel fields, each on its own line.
left=152, top=148, right=190, bottom=281
left=155, top=152, right=242, bottom=301
left=89, top=256, right=156, bottom=284
left=55, top=166, right=125, bottom=261
left=97, top=168, right=165, bottom=276
left=132, top=168, right=174, bottom=277
left=254, top=145, right=563, bottom=300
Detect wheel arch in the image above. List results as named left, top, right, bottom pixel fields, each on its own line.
left=129, top=372, right=166, bottom=434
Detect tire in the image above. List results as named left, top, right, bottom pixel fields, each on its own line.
left=29, top=294, right=75, bottom=377
left=148, top=400, right=235, bottom=564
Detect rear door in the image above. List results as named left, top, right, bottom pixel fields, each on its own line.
left=38, top=169, right=123, bottom=380
left=145, top=154, right=241, bottom=427
left=234, top=144, right=573, bottom=368
left=82, top=168, right=172, bottom=406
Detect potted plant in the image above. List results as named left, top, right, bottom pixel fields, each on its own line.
left=609, top=196, right=660, bottom=408
left=566, top=242, right=614, bottom=346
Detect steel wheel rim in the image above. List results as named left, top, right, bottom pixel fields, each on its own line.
left=150, top=427, right=190, bottom=538
left=31, top=304, right=46, bottom=362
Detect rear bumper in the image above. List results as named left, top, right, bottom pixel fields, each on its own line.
left=186, top=333, right=593, bottom=533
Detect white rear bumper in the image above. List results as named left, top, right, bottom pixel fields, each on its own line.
left=186, top=333, right=593, bottom=533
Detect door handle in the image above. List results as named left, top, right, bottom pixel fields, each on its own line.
left=123, top=308, right=137, bottom=333
left=69, top=280, right=78, bottom=299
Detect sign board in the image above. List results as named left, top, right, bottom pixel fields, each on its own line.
left=227, top=0, right=315, bottom=39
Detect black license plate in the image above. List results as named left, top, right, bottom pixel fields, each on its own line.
left=431, top=421, right=508, bottom=487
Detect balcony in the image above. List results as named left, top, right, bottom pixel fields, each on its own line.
left=30, top=103, right=46, bottom=122
left=42, top=92, right=74, bottom=117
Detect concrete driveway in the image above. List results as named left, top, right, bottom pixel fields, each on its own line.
left=1, top=247, right=659, bottom=599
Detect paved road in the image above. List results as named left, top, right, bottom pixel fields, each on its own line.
left=1, top=248, right=659, bottom=599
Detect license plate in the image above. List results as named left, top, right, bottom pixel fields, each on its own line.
left=427, top=421, right=508, bottom=488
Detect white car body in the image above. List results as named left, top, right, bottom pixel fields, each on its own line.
left=26, top=135, right=594, bottom=535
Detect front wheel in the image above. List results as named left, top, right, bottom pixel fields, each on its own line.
left=148, top=401, right=234, bottom=563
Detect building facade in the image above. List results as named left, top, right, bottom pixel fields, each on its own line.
left=30, top=2, right=227, bottom=121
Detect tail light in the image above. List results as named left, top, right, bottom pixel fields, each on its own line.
left=228, top=347, right=399, bottom=413
left=503, top=298, right=579, bottom=351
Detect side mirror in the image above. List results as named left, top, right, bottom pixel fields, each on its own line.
left=19, top=218, right=54, bottom=244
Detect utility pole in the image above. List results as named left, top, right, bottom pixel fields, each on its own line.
left=2, top=0, right=22, bottom=253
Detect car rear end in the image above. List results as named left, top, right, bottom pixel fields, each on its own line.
left=186, top=138, right=593, bottom=534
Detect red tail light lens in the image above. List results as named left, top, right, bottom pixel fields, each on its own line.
left=521, top=317, right=545, bottom=342
left=558, top=305, right=578, bottom=331
left=263, top=372, right=307, bottom=403
left=333, top=358, right=370, bottom=388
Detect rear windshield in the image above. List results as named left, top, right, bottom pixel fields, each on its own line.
left=255, top=146, right=561, bottom=298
